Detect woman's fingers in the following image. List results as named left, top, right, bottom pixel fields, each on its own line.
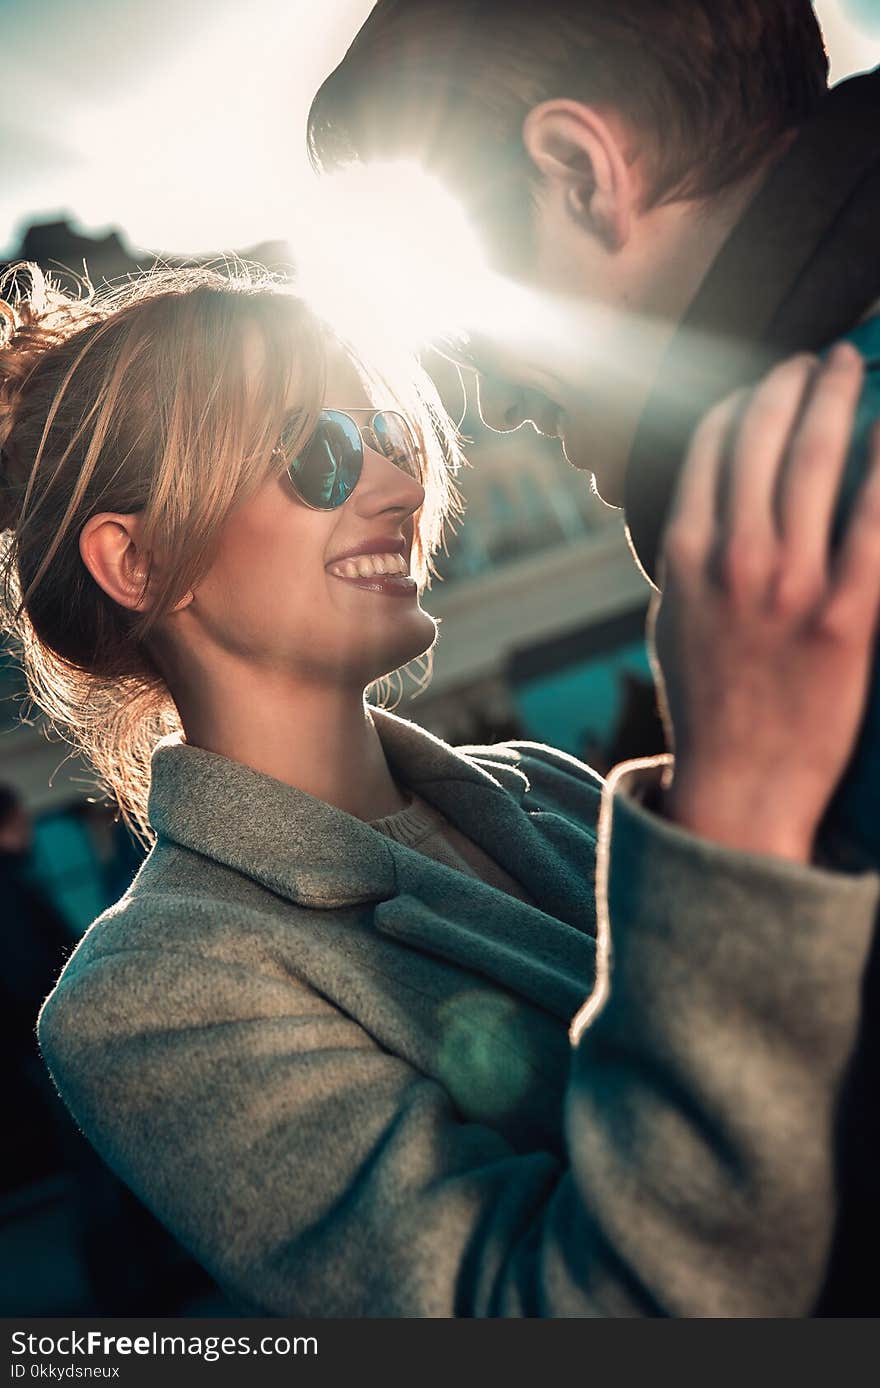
left=654, top=341, right=877, bottom=865
left=662, top=390, right=744, bottom=575
left=666, top=357, right=817, bottom=592
left=777, top=342, right=865, bottom=598
left=823, top=419, right=880, bottom=639
left=723, top=354, right=819, bottom=561
left=664, top=345, right=867, bottom=616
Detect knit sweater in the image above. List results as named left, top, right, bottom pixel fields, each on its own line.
left=371, top=793, right=535, bottom=903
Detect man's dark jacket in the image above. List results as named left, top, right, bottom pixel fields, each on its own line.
left=625, top=66, right=880, bottom=1316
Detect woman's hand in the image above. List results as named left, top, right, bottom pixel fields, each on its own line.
left=650, top=342, right=880, bottom=863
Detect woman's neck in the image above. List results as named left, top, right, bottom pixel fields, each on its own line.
left=169, top=655, right=409, bottom=821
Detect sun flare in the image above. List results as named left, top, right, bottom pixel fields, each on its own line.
left=289, top=161, right=511, bottom=349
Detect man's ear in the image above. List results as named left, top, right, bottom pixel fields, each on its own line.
left=79, top=512, right=193, bottom=614
left=522, top=99, right=638, bottom=252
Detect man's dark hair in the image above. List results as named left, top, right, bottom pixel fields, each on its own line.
left=309, top=0, right=829, bottom=270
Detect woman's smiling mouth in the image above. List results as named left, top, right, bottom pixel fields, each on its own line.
left=326, top=547, right=417, bottom=596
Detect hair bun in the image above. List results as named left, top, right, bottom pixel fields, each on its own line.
left=0, top=262, right=101, bottom=535
left=0, top=300, right=17, bottom=351
left=0, top=459, right=18, bottom=534
left=0, top=288, right=27, bottom=532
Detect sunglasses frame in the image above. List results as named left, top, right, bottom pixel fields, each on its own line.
left=272, top=407, right=423, bottom=513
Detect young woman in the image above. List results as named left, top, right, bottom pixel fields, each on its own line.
left=2, top=262, right=878, bottom=1318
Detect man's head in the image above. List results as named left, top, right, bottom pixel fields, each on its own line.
left=309, top=1, right=829, bottom=503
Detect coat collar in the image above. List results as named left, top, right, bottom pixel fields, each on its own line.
left=147, top=707, right=532, bottom=909
left=625, top=66, right=880, bottom=582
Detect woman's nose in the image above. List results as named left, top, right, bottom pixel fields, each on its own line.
left=353, top=444, right=426, bottom=518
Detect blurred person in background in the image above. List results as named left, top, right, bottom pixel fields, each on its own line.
left=1, top=262, right=879, bottom=1315
left=310, top=0, right=880, bottom=1313
left=0, top=782, right=72, bottom=1191
left=0, top=783, right=211, bottom=1313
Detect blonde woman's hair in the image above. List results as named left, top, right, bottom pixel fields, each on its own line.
left=0, top=260, right=461, bottom=849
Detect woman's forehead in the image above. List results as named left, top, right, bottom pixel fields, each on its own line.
left=278, top=336, right=372, bottom=412
left=240, top=317, right=372, bottom=411
left=321, top=343, right=372, bottom=408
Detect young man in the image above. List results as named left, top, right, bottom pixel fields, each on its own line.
left=308, top=1, right=880, bottom=1313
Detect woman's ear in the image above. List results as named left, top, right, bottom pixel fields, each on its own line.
left=79, top=512, right=192, bottom=613
left=522, top=99, right=638, bottom=252
left=79, top=512, right=151, bottom=612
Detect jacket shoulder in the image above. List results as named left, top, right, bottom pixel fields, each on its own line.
left=39, top=843, right=316, bottom=1001
left=459, top=737, right=603, bottom=784
left=457, top=738, right=603, bottom=827
left=36, top=880, right=320, bottom=1090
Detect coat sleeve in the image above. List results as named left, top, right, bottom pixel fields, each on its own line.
left=37, top=775, right=878, bottom=1318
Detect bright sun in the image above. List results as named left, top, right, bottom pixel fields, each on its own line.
left=289, top=161, right=496, bottom=348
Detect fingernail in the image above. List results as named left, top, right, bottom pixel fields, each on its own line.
left=828, top=341, right=862, bottom=368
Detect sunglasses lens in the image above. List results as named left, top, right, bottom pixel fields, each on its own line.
left=288, top=410, right=363, bottom=509
left=369, top=412, right=422, bottom=481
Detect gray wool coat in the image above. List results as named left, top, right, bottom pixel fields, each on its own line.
left=37, top=707, right=879, bottom=1317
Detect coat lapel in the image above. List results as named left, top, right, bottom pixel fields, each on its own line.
left=148, top=730, right=398, bottom=907
left=148, top=708, right=599, bottom=1020
left=372, top=728, right=599, bottom=1025
left=374, top=848, right=596, bottom=1023
left=401, top=774, right=597, bottom=933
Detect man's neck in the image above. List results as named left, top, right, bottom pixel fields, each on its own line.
left=637, top=158, right=786, bottom=326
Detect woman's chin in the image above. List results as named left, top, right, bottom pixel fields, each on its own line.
left=367, top=610, right=438, bottom=686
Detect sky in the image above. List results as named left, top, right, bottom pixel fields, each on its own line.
left=0, top=0, right=375, bottom=256
left=1, top=0, right=880, bottom=260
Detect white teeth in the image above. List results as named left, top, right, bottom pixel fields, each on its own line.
left=329, top=552, right=410, bottom=580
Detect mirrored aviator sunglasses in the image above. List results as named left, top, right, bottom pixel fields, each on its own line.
left=273, top=408, right=423, bottom=511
